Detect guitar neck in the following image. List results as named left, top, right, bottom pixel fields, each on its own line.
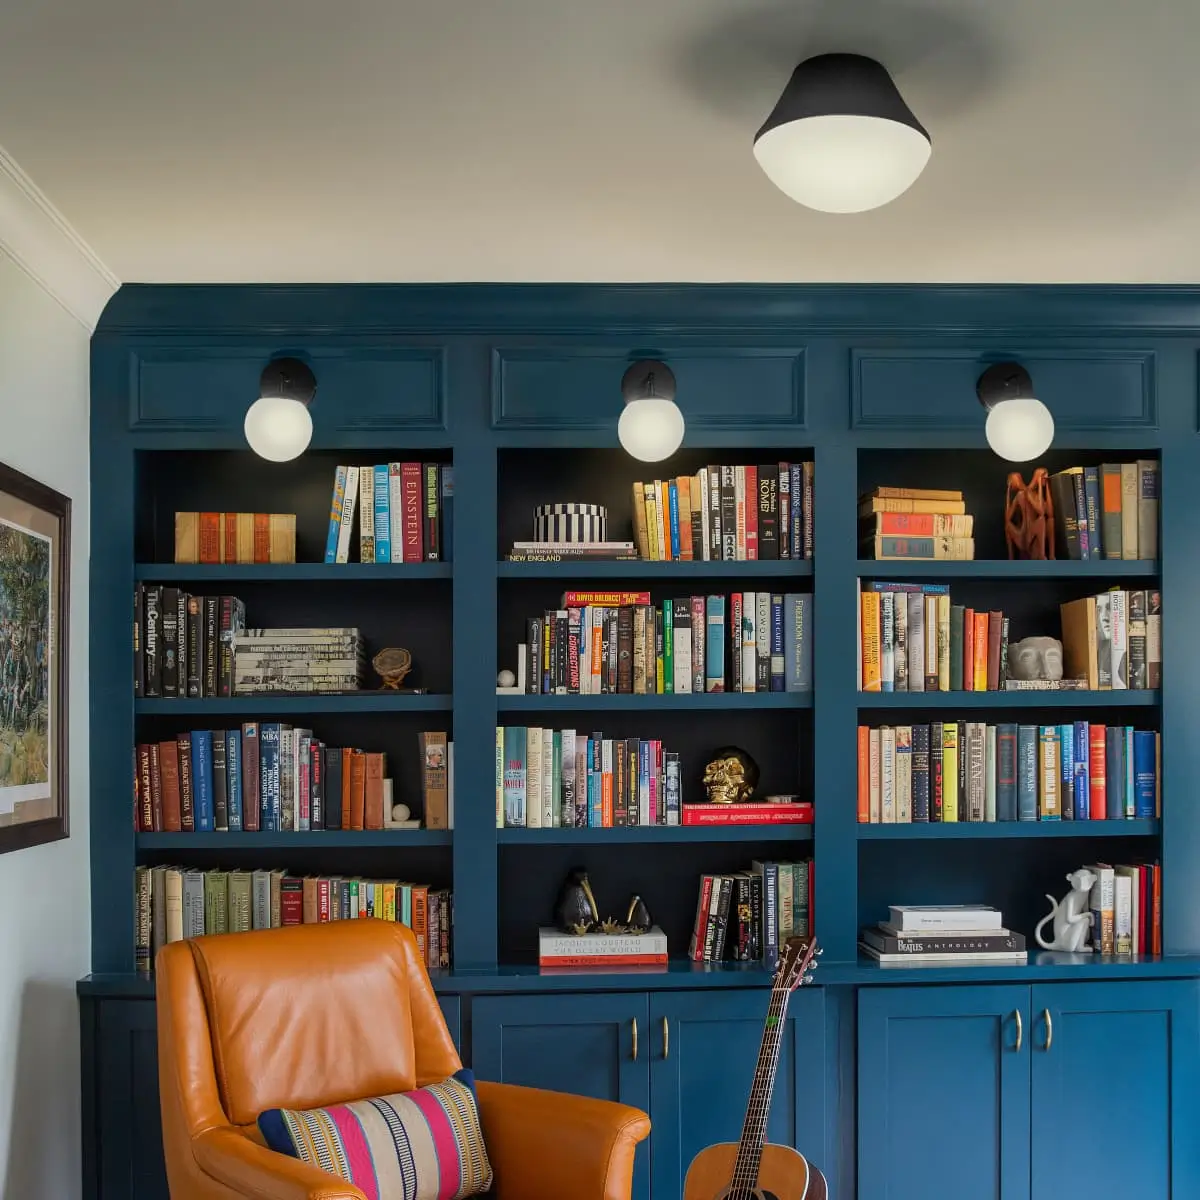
left=729, top=983, right=792, bottom=1189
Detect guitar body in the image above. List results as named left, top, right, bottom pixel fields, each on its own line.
left=683, top=1141, right=828, bottom=1200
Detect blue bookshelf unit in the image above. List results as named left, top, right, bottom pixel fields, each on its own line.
left=79, top=284, right=1200, bottom=1200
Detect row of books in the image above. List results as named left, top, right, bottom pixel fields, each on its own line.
left=859, top=487, right=976, bottom=560
left=134, top=727, right=451, bottom=833
left=688, top=859, right=812, bottom=967
left=855, top=722, right=1160, bottom=823
left=1061, top=590, right=1161, bottom=690
left=1049, top=461, right=1158, bottom=561
left=860, top=905, right=1026, bottom=965
left=512, top=590, right=812, bottom=696
left=134, top=588, right=244, bottom=699
left=174, top=512, right=297, bottom=564
left=630, top=463, right=814, bottom=562
left=1087, top=861, right=1162, bottom=955
left=232, top=627, right=366, bottom=696
left=325, top=463, right=453, bottom=564
left=134, top=866, right=451, bottom=969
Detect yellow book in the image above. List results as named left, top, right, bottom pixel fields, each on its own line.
left=645, top=486, right=660, bottom=561
left=1040, top=727, right=1061, bottom=818
left=174, top=511, right=199, bottom=563
left=383, top=881, right=398, bottom=923
left=678, top=476, right=693, bottom=561
left=937, top=594, right=951, bottom=691
left=860, top=592, right=881, bottom=692
left=973, top=611, right=989, bottom=691
left=942, top=724, right=959, bottom=821
left=236, top=512, right=255, bottom=564
left=631, top=482, right=650, bottom=560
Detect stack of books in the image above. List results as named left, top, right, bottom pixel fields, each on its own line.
left=232, top=627, right=365, bottom=695
left=1049, top=461, right=1158, bottom=561
left=1087, top=861, right=1162, bottom=955
left=538, top=925, right=668, bottom=969
left=859, top=487, right=975, bottom=560
left=134, top=587, right=245, bottom=699
left=1061, top=589, right=1162, bottom=690
left=174, top=512, right=296, bottom=564
left=325, top=462, right=452, bottom=563
left=860, top=905, right=1027, bottom=966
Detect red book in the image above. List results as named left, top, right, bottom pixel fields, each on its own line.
left=149, top=743, right=164, bottom=833
left=223, top=513, right=238, bottom=565
left=539, top=954, right=668, bottom=968
left=401, top=462, right=423, bottom=562
left=1088, top=725, right=1107, bottom=819
left=681, top=802, right=813, bottom=826
left=730, top=593, right=743, bottom=693
left=136, top=744, right=153, bottom=832
left=158, top=739, right=182, bottom=832
left=963, top=610, right=975, bottom=690
left=689, top=874, right=714, bottom=960
left=562, top=591, right=651, bottom=607
left=253, top=513, right=270, bottom=563
left=280, top=878, right=304, bottom=926
left=241, top=723, right=260, bottom=832
left=198, top=512, right=222, bottom=563
left=744, top=466, right=759, bottom=560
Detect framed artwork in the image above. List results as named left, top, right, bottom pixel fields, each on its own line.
left=0, top=461, right=70, bottom=854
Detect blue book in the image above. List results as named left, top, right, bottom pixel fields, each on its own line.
left=705, top=595, right=726, bottom=692
left=1071, top=470, right=1090, bottom=560
left=324, top=465, right=347, bottom=563
left=996, top=724, right=1018, bottom=821
left=784, top=593, right=812, bottom=692
left=259, top=723, right=281, bottom=832
left=190, top=729, right=214, bottom=832
left=1133, top=730, right=1156, bottom=818
left=1083, top=467, right=1103, bottom=558
left=502, top=726, right=527, bottom=827
left=373, top=466, right=391, bottom=563
left=668, top=482, right=681, bottom=559
left=911, top=724, right=931, bottom=821
left=1073, top=721, right=1090, bottom=820
left=1124, top=726, right=1135, bottom=818
left=789, top=464, right=802, bottom=558
left=440, top=465, right=454, bottom=562
left=225, top=729, right=243, bottom=831
left=754, top=860, right=780, bottom=971
left=1059, top=724, right=1074, bottom=819
left=1106, top=726, right=1124, bottom=819
left=1017, top=725, right=1038, bottom=821
left=769, top=594, right=785, bottom=692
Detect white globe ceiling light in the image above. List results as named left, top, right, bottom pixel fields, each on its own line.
left=618, top=360, right=685, bottom=462
left=753, top=53, right=931, bottom=213
left=244, top=357, right=317, bottom=461
left=977, top=362, right=1055, bottom=462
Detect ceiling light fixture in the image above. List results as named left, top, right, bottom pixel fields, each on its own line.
left=753, top=53, right=931, bottom=213
left=976, top=362, right=1055, bottom=462
left=244, top=357, right=317, bottom=461
left=618, top=360, right=684, bottom=462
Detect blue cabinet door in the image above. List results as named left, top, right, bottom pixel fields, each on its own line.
left=470, top=993, right=651, bottom=1200
left=1030, top=981, right=1200, bottom=1200
left=649, top=988, right=827, bottom=1200
left=858, top=985, right=1031, bottom=1200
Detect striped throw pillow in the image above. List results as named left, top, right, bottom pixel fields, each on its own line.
left=257, top=1068, right=493, bottom=1200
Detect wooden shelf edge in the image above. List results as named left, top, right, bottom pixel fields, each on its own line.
left=857, top=819, right=1160, bottom=840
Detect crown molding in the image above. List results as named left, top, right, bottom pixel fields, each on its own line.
left=0, top=144, right=118, bottom=330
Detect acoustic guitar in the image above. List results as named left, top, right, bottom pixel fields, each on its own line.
left=683, top=937, right=827, bottom=1200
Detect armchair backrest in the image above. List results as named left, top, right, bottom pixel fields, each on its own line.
left=156, top=920, right=462, bottom=1134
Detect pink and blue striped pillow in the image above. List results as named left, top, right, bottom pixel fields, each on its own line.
left=257, top=1068, right=493, bottom=1200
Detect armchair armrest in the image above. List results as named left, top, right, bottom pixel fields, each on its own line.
left=475, top=1080, right=650, bottom=1200
left=192, top=1126, right=366, bottom=1200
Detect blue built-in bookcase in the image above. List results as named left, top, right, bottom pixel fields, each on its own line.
left=80, top=285, right=1200, bottom=1200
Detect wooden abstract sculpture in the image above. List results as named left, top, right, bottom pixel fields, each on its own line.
left=372, top=647, right=412, bottom=689
left=1004, top=468, right=1055, bottom=559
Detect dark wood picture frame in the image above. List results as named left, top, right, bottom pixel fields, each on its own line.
left=0, top=460, right=70, bottom=855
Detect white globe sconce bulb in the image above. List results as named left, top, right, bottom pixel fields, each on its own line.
left=976, top=362, right=1055, bottom=462
left=619, top=360, right=684, bottom=462
left=244, top=357, right=317, bottom=461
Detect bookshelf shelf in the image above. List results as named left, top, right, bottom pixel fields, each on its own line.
left=136, top=562, right=453, bottom=581
left=497, top=825, right=813, bottom=845
left=856, top=819, right=1160, bottom=840
left=134, top=694, right=452, bottom=716
left=498, top=560, right=814, bottom=579
left=855, top=559, right=1159, bottom=579
left=857, top=689, right=1159, bottom=709
left=136, top=831, right=452, bottom=850
left=496, top=692, right=812, bottom=712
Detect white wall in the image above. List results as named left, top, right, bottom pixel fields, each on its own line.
left=0, top=251, right=92, bottom=1199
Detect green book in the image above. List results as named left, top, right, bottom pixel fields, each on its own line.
left=949, top=605, right=965, bottom=691
left=204, top=869, right=229, bottom=935
left=662, top=600, right=674, bottom=694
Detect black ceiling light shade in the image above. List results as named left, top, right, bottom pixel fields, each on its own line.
left=243, top=357, right=317, bottom=461
left=976, top=362, right=1055, bottom=462
left=753, top=53, right=931, bottom=213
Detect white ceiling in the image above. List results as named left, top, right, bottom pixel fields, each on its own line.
left=1, top=0, right=1199, bottom=285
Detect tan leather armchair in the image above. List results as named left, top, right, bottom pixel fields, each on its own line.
left=156, top=920, right=650, bottom=1199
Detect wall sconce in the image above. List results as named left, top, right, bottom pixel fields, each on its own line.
left=618, top=360, right=684, bottom=462
left=976, top=362, right=1054, bottom=462
left=244, top=357, right=317, bottom=461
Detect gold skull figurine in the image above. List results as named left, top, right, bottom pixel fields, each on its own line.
left=702, top=750, right=758, bottom=804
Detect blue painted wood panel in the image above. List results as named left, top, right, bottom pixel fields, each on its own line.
left=492, top=345, right=804, bottom=429
left=852, top=348, right=1155, bottom=430
left=649, top=989, right=827, bottom=1200
left=857, top=986, right=1031, bottom=1200
left=470, top=993, right=651, bottom=1200
left=1030, top=980, right=1200, bottom=1200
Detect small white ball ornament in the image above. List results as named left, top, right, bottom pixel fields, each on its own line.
left=392, top=803, right=411, bottom=822
left=497, top=669, right=516, bottom=687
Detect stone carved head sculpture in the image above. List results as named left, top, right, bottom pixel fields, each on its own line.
left=1008, top=636, right=1064, bottom=682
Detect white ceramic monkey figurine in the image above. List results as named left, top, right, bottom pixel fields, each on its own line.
left=1034, top=867, right=1099, bottom=952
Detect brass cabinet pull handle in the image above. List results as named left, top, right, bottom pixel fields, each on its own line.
left=631, top=1017, right=638, bottom=1061
left=1013, top=1009, right=1023, bottom=1052
left=1042, top=1008, right=1053, bottom=1052
left=663, top=1016, right=669, bottom=1059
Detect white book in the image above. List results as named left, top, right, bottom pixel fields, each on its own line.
left=895, top=725, right=912, bottom=823
left=924, top=595, right=938, bottom=688
left=543, top=727, right=555, bottom=828
left=358, top=465, right=375, bottom=563
left=601, top=739, right=614, bottom=824
left=388, top=463, right=405, bottom=562
left=880, top=726, right=896, bottom=823
left=335, top=465, right=360, bottom=563
left=889, top=905, right=1004, bottom=932
left=1109, top=589, right=1128, bottom=689
left=674, top=614, right=693, bottom=694
left=907, top=593, right=925, bottom=692
left=860, top=944, right=1027, bottom=966
left=1114, top=872, right=1133, bottom=954
left=655, top=482, right=668, bottom=561
left=868, top=728, right=881, bottom=823
left=560, top=728, right=575, bottom=827
left=880, top=592, right=895, bottom=691
left=894, top=596, right=908, bottom=692
left=985, top=725, right=997, bottom=822
left=741, top=591, right=757, bottom=692
left=527, top=727, right=542, bottom=829
left=756, top=591, right=771, bottom=691
left=539, top=926, right=668, bottom=958
left=698, top=469, right=711, bottom=561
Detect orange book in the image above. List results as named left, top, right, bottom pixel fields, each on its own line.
left=302, top=877, right=319, bottom=924
left=253, top=513, right=270, bottom=563
left=223, top=513, right=239, bottom=565
left=677, top=476, right=694, bottom=561
left=972, top=612, right=989, bottom=691
left=410, top=884, right=429, bottom=964
left=198, top=512, right=222, bottom=563
left=349, top=750, right=366, bottom=830
left=601, top=768, right=614, bottom=827
left=340, top=747, right=353, bottom=830
left=419, top=732, right=448, bottom=829
left=857, top=726, right=870, bottom=822
left=1088, top=725, right=1107, bottom=819
left=363, top=752, right=385, bottom=830
left=963, top=610, right=975, bottom=690
left=1152, top=864, right=1162, bottom=955
left=157, top=739, right=182, bottom=832
left=860, top=592, right=881, bottom=692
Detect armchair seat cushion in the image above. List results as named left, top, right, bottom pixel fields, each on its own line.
left=257, top=1067, right=493, bottom=1200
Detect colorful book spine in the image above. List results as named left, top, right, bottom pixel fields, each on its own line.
left=705, top=596, right=725, bottom=692
left=324, top=465, right=347, bottom=562
left=225, top=729, right=243, bottom=831
left=190, top=729, right=214, bottom=832
left=373, top=465, right=391, bottom=563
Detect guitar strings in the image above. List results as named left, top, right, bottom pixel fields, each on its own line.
left=730, top=983, right=791, bottom=1197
